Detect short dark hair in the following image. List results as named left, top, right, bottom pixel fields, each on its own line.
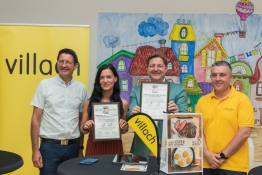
left=146, top=53, right=168, bottom=67
left=212, top=61, right=232, bottom=74
left=57, top=48, right=78, bottom=64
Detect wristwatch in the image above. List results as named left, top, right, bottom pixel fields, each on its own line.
left=79, top=146, right=84, bottom=150
left=220, top=152, right=228, bottom=159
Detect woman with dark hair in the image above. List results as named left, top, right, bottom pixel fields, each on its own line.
left=80, top=64, right=129, bottom=156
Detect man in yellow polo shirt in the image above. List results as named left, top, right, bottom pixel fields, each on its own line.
left=196, top=61, right=254, bottom=175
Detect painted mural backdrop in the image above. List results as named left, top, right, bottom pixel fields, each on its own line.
left=96, top=12, right=262, bottom=126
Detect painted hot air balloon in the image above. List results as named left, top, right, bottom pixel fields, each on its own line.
left=235, top=0, right=254, bottom=38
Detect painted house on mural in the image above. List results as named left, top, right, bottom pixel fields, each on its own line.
left=181, top=74, right=203, bottom=112
left=129, top=44, right=181, bottom=87
left=169, top=19, right=196, bottom=83
left=230, top=61, right=252, bottom=98
left=194, top=33, right=228, bottom=83
left=250, top=56, right=262, bottom=126
left=97, top=50, right=134, bottom=103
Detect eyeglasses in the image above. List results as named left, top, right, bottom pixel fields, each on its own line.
left=57, top=60, right=74, bottom=65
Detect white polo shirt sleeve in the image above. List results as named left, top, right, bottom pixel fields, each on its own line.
left=31, top=80, right=46, bottom=109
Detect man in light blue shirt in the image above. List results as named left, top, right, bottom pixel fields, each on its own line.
left=30, top=48, right=87, bottom=175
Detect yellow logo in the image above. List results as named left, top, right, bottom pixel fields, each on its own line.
left=127, top=113, right=159, bottom=157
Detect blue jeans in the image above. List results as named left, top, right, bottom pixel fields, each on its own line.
left=203, top=168, right=246, bottom=175
left=39, top=142, right=79, bottom=175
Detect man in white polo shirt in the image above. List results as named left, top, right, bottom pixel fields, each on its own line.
left=30, top=48, right=88, bottom=175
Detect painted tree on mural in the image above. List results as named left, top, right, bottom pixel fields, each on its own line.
left=103, top=35, right=120, bottom=55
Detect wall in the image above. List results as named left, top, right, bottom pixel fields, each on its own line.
left=1, top=0, right=262, bottom=97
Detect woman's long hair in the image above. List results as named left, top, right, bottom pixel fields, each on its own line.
left=88, top=64, right=124, bottom=118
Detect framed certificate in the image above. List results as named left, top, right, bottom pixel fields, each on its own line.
left=140, top=82, right=169, bottom=120
left=92, top=102, right=121, bottom=141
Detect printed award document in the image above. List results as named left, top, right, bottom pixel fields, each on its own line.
left=140, top=82, right=169, bottom=120
left=92, top=102, right=121, bottom=141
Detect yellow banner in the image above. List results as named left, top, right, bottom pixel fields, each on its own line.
left=127, top=113, right=159, bottom=157
left=0, top=24, right=89, bottom=175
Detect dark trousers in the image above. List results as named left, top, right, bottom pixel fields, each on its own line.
left=203, top=168, right=246, bottom=175
left=39, top=142, right=79, bottom=175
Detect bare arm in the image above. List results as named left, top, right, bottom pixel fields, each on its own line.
left=221, top=127, right=251, bottom=158
left=213, top=127, right=251, bottom=168
left=78, top=112, right=84, bottom=157
left=80, top=100, right=94, bottom=134
left=30, top=107, right=43, bottom=168
left=195, top=100, right=222, bottom=169
left=120, top=98, right=129, bottom=134
left=203, top=135, right=222, bottom=169
left=204, top=127, right=251, bottom=168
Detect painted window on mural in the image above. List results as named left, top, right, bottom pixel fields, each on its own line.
left=180, top=27, right=187, bottom=38
left=257, top=82, right=262, bottom=96
left=235, top=85, right=240, bottom=91
left=232, top=65, right=247, bottom=74
left=207, top=50, right=216, bottom=67
left=233, top=80, right=242, bottom=92
left=167, top=62, right=173, bottom=70
left=181, top=65, right=188, bottom=73
left=117, top=60, right=126, bottom=72
left=121, top=79, right=128, bottom=92
left=187, top=79, right=194, bottom=88
left=206, top=69, right=211, bottom=81
left=180, top=43, right=188, bottom=55
left=201, top=50, right=207, bottom=68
